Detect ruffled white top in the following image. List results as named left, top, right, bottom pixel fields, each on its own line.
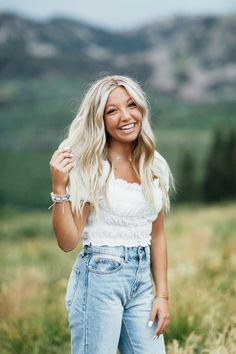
left=82, top=160, right=166, bottom=247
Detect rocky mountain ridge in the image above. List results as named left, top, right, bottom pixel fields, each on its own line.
left=0, top=12, right=235, bottom=102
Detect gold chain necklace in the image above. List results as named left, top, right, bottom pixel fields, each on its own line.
left=115, top=155, right=132, bottom=162
left=108, top=151, right=132, bottom=162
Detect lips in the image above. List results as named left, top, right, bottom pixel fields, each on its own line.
left=119, top=123, right=135, bottom=130
left=118, top=123, right=136, bottom=135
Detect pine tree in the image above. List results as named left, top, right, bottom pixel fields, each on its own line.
left=177, top=149, right=197, bottom=202
left=202, top=126, right=235, bottom=202
left=224, top=129, right=236, bottom=199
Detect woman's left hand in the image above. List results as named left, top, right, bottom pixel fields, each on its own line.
left=148, top=297, right=170, bottom=337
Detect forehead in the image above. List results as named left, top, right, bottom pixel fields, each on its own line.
left=106, top=86, right=131, bottom=106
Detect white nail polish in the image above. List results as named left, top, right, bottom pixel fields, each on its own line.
left=153, top=335, right=159, bottom=340
left=148, top=321, right=153, bottom=327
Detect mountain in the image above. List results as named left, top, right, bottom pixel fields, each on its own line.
left=0, top=12, right=235, bottom=102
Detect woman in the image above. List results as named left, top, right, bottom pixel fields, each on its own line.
left=49, top=75, right=175, bottom=354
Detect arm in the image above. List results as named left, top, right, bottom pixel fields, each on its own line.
left=148, top=208, right=170, bottom=337
left=49, top=147, right=90, bottom=252
left=51, top=185, right=90, bottom=252
left=150, top=208, right=169, bottom=297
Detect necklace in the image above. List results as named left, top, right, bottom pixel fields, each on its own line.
left=116, top=155, right=132, bottom=162
left=108, top=150, right=132, bottom=162
left=108, top=150, right=133, bottom=166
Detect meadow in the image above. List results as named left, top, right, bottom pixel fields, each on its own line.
left=1, top=76, right=236, bottom=211
left=1, top=15, right=236, bottom=353
left=0, top=202, right=235, bottom=353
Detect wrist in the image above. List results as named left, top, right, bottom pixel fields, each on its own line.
left=48, top=190, right=71, bottom=213
left=155, top=294, right=169, bottom=300
left=52, top=185, right=67, bottom=195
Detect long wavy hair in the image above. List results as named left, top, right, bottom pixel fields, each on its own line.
left=58, top=75, right=175, bottom=220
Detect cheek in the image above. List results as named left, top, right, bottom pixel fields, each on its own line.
left=136, top=111, right=143, bottom=122
left=104, top=116, right=118, bottom=132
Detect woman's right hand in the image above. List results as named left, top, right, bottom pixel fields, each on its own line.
left=49, top=147, right=74, bottom=193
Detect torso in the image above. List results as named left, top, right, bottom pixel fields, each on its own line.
left=110, top=161, right=141, bottom=185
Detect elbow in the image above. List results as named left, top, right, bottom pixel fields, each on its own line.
left=58, top=243, right=76, bottom=253
left=57, top=238, right=80, bottom=253
left=60, top=245, right=74, bottom=253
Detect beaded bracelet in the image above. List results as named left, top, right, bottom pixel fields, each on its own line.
left=48, top=192, right=71, bottom=214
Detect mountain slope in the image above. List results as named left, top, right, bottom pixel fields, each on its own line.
left=0, top=13, right=235, bottom=102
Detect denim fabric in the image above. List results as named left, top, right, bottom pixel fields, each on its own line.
left=65, top=244, right=166, bottom=354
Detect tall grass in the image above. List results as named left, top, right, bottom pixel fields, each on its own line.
left=0, top=202, right=235, bottom=353
left=166, top=202, right=236, bottom=353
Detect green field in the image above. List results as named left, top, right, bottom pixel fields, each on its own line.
left=0, top=202, right=235, bottom=353
left=1, top=75, right=236, bottom=352
left=1, top=75, right=236, bottom=210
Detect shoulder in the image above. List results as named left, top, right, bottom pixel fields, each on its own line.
left=102, top=159, right=110, bottom=170
left=153, top=150, right=170, bottom=192
left=101, top=159, right=111, bottom=178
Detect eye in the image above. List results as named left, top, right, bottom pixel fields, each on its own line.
left=128, top=101, right=136, bottom=107
left=107, top=108, right=116, bottom=114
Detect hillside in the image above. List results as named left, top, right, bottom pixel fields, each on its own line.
left=0, top=12, right=236, bottom=102
left=0, top=13, right=235, bottom=209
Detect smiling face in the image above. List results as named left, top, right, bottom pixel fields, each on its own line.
left=103, top=86, right=143, bottom=145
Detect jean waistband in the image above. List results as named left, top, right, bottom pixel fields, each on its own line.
left=82, top=244, right=150, bottom=262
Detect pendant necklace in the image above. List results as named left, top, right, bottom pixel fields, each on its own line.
left=116, top=155, right=132, bottom=162
left=110, top=154, right=132, bottom=173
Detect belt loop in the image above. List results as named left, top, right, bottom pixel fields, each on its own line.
left=147, top=246, right=150, bottom=262
left=137, top=245, right=143, bottom=260
left=124, top=246, right=128, bottom=263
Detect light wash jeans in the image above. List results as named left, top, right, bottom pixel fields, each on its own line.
left=64, top=244, right=166, bottom=354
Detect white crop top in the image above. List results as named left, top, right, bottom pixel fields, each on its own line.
left=82, top=160, right=167, bottom=247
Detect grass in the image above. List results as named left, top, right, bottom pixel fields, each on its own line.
left=1, top=75, right=236, bottom=211
left=165, top=202, right=236, bottom=353
left=0, top=202, right=236, bottom=353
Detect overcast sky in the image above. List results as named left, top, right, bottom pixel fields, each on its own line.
left=0, top=0, right=236, bottom=30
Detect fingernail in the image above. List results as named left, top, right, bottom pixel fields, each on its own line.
left=153, top=335, right=159, bottom=340
left=148, top=321, right=153, bottom=327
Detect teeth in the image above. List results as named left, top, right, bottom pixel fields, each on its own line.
left=119, top=123, right=135, bottom=130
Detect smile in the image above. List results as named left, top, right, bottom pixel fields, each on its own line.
left=119, top=123, right=136, bottom=132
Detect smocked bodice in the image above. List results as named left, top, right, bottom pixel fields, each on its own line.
left=82, top=160, right=164, bottom=247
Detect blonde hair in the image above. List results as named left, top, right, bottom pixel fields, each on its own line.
left=58, top=74, right=175, bottom=220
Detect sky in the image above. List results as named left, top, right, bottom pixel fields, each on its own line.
left=0, top=0, right=236, bottom=30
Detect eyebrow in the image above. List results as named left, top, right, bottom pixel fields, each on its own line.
left=105, top=98, right=133, bottom=109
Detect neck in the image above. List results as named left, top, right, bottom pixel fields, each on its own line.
left=108, top=141, right=134, bottom=160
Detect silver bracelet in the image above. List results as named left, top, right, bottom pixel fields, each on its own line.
left=48, top=192, right=71, bottom=213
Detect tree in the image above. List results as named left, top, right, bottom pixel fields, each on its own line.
left=202, top=126, right=236, bottom=202
left=177, top=149, right=197, bottom=202
left=224, top=129, right=236, bottom=199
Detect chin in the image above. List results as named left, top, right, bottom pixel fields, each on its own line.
left=120, top=136, right=138, bottom=143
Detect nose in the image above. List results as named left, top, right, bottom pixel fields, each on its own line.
left=120, top=108, right=132, bottom=121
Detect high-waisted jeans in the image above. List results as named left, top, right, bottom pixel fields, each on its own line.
left=64, top=244, right=166, bottom=354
